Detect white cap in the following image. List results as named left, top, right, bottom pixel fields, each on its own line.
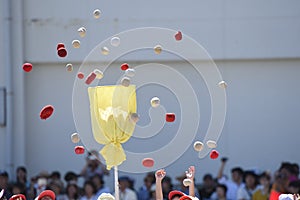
left=94, top=69, right=104, bottom=79
left=279, top=194, right=294, bottom=200
left=78, top=27, right=86, bottom=38
left=97, top=193, right=115, bottom=200
left=101, top=46, right=110, bottom=55
left=66, top=63, right=73, bottom=72
left=183, top=178, right=192, bottom=187
left=71, top=132, right=80, bottom=143
left=218, top=81, right=227, bottom=89
left=121, top=77, right=130, bottom=87
left=154, top=45, right=162, bottom=54
left=93, top=9, right=101, bottom=19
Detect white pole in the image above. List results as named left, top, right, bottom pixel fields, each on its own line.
left=114, top=166, right=119, bottom=200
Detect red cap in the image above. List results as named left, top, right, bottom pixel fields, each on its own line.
left=85, top=72, right=96, bottom=85
left=77, top=72, right=85, bottom=79
left=40, top=105, right=54, bottom=120
left=168, top=190, right=185, bottom=200
left=166, top=113, right=176, bottom=122
left=9, top=194, right=26, bottom=200
left=210, top=150, right=219, bottom=159
left=179, top=196, right=193, bottom=200
left=38, top=190, right=55, bottom=200
left=22, top=63, right=33, bottom=72
left=174, top=31, right=182, bottom=41
left=142, top=158, right=154, bottom=168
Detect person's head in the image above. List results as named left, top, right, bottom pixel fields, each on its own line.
left=48, top=180, right=64, bottom=195
left=16, top=167, right=27, bottom=183
left=118, top=176, right=130, bottom=191
left=66, top=183, right=79, bottom=199
left=243, top=171, right=258, bottom=189
left=11, top=182, right=26, bottom=195
left=259, top=172, right=271, bottom=188
left=231, top=167, right=244, bottom=184
left=0, top=171, right=9, bottom=189
left=168, top=190, right=185, bottom=200
left=144, top=176, right=153, bottom=190
left=288, top=180, right=300, bottom=194
left=216, top=184, right=227, bottom=199
left=162, top=176, right=173, bottom=192
left=37, top=190, right=56, bottom=200
left=64, top=171, right=79, bottom=184
left=203, top=174, right=215, bottom=188
left=50, top=171, right=61, bottom=180
left=83, top=180, right=96, bottom=197
left=91, top=174, right=104, bottom=190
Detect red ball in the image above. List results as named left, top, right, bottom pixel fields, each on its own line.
left=57, top=47, right=67, bottom=58
left=22, top=63, right=33, bottom=72
left=57, top=43, right=65, bottom=50
left=166, top=113, right=175, bottom=122
left=174, top=31, right=182, bottom=41
left=121, top=63, right=129, bottom=71
left=85, top=72, right=96, bottom=85
left=142, top=158, right=154, bottom=168
left=210, top=150, right=219, bottom=159
left=40, top=105, right=54, bottom=120
left=77, top=72, right=84, bottom=79
left=74, top=146, right=85, bottom=154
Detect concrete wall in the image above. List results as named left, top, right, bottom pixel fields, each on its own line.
left=0, top=0, right=299, bottom=192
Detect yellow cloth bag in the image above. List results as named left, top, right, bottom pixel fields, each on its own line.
left=88, top=85, right=137, bottom=170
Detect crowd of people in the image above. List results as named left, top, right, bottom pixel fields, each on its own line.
left=0, top=152, right=299, bottom=200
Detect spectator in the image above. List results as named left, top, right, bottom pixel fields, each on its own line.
left=117, top=176, right=137, bottom=200
left=252, top=172, right=271, bottom=200
left=91, top=174, right=110, bottom=199
left=149, top=184, right=156, bottom=200
left=65, top=182, right=81, bottom=200
left=10, top=182, right=26, bottom=196
left=213, top=184, right=227, bottom=200
left=237, top=170, right=258, bottom=200
left=80, top=150, right=109, bottom=182
left=64, top=171, right=80, bottom=185
left=47, top=180, right=67, bottom=200
left=198, top=174, right=216, bottom=200
left=288, top=180, right=300, bottom=194
left=162, top=176, right=173, bottom=200
left=216, top=158, right=244, bottom=200
left=0, top=170, right=12, bottom=199
left=175, top=168, right=199, bottom=198
left=80, top=180, right=96, bottom=200
left=137, top=172, right=155, bottom=200
left=49, top=171, right=64, bottom=191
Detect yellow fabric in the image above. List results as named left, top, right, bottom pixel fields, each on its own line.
left=88, top=85, right=137, bottom=170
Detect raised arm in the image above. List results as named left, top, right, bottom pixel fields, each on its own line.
left=187, top=166, right=196, bottom=197
left=155, top=169, right=166, bottom=200
left=217, top=157, right=228, bottom=179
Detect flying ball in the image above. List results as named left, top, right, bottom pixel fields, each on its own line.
left=40, top=105, right=54, bottom=120
left=121, top=63, right=129, bottom=71
left=75, top=146, right=85, bottom=154
left=93, top=9, right=101, bottom=19
left=77, top=72, right=84, bottom=79
left=154, top=45, right=162, bottom=54
left=65, top=63, right=73, bottom=72
left=150, top=97, right=160, bottom=108
left=218, top=81, right=227, bottom=89
left=183, top=178, right=192, bottom=187
left=130, top=113, right=140, bottom=123
left=142, top=158, right=155, bottom=168
left=206, top=140, right=217, bottom=148
left=110, top=36, right=120, bottom=47
left=93, top=69, right=103, bottom=79
left=121, top=77, right=130, bottom=87
left=57, top=43, right=67, bottom=57
left=85, top=72, right=96, bottom=85
left=125, top=68, right=135, bottom=77
left=193, top=141, right=203, bottom=152
left=101, top=46, right=110, bottom=55
left=210, top=150, right=219, bottom=159
left=166, top=113, right=175, bottom=122
left=175, top=31, right=182, bottom=41
left=72, top=40, right=80, bottom=48
left=77, top=27, right=86, bottom=38
left=23, top=63, right=33, bottom=72
left=71, top=132, right=80, bottom=143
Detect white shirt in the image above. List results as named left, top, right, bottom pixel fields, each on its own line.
left=118, top=188, right=137, bottom=200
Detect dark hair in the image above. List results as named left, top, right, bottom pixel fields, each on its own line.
left=231, top=167, right=244, bottom=176
left=51, top=171, right=61, bottom=179
left=217, top=183, right=227, bottom=194
left=203, top=173, right=213, bottom=181
left=66, top=183, right=80, bottom=199
left=92, top=174, right=104, bottom=185
left=83, top=180, right=97, bottom=194
left=259, top=172, right=271, bottom=180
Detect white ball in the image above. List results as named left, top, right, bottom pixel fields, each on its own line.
left=154, top=45, right=162, bottom=54
left=65, top=63, right=73, bottom=72
left=150, top=97, right=160, bottom=108
left=71, top=132, right=80, bottom=143
left=110, top=37, right=120, bottom=47
left=121, top=77, right=130, bottom=87
left=218, top=81, right=227, bottom=89
left=93, top=69, right=104, bottom=79
left=93, top=9, right=101, bottom=19
left=72, top=40, right=80, bottom=48
left=183, top=178, right=192, bottom=187
left=125, top=68, right=135, bottom=77
left=77, top=27, right=86, bottom=38
left=101, top=46, right=110, bottom=55
left=193, top=141, right=203, bottom=152
left=206, top=140, right=217, bottom=148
